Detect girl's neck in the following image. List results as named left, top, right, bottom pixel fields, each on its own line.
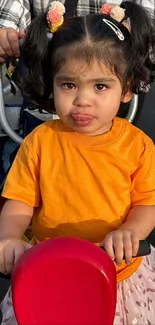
left=56, top=117, right=125, bottom=147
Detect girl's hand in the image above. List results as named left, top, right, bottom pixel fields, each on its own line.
left=100, top=229, right=139, bottom=265
left=0, top=237, right=32, bottom=274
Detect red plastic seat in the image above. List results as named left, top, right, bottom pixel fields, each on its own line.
left=12, top=237, right=117, bottom=325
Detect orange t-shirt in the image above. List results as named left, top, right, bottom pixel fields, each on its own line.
left=2, top=117, right=155, bottom=282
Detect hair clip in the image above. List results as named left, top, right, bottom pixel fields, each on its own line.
left=47, top=1, right=65, bottom=34
left=103, top=18, right=124, bottom=41
left=138, top=81, right=150, bottom=93
left=101, top=3, right=125, bottom=22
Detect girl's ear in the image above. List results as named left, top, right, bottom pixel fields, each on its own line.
left=121, top=89, right=133, bottom=103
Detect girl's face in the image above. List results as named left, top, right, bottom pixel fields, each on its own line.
left=53, top=59, right=132, bottom=136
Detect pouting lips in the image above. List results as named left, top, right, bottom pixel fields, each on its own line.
left=72, top=114, right=93, bottom=121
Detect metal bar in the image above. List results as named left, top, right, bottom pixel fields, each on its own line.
left=0, top=65, right=23, bottom=144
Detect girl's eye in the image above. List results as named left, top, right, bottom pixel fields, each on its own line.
left=62, top=83, right=76, bottom=89
left=95, top=84, right=107, bottom=91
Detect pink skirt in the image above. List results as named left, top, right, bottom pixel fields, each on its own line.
left=1, top=246, right=155, bottom=325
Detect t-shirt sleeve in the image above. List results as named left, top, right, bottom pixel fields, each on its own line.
left=131, top=137, right=155, bottom=207
left=2, top=137, right=41, bottom=207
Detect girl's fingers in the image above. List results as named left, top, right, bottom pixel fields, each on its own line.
left=101, top=235, right=115, bottom=261
left=3, top=244, right=14, bottom=274
left=131, top=233, right=139, bottom=257
left=113, top=236, right=124, bottom=265
left=116, top=233, right=139, bottom=264
left=13, top=243, right=25, bottom=266
left=3, top=241, right=26, bottom=274
left=123, top=235, right=133, bottom=264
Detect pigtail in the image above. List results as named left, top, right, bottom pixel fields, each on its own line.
left=18, top=14, right=53, bottom=108
left=121, top=1, right=155, bottom=93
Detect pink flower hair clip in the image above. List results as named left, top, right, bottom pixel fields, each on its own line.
left=100, top=3, right=125, bottom=22
left=47, top=1, right=65, bottom=34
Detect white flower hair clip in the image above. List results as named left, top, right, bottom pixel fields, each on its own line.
left=100, top=3, right=125, bottom=22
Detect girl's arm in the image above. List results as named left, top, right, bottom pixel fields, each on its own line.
left=0, top=132, right=40, bottom=274
left=119, top=205, right=155, bottom=239
left=0, top=199, right=34, bottom=273
left=0, top=199, right=33, bottom=239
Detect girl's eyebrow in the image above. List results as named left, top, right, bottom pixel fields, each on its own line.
left=55, top=76, right=116, bottom=83
left=91, top=78, right=116, bottom=83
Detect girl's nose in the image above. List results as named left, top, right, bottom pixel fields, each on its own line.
left=73, top=88, right=92, bottom=107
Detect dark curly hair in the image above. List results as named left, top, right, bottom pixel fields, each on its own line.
left=18, top=1, right=155, bottom=110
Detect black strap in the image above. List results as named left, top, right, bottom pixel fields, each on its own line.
left=64, top=0, right=79, bottom=19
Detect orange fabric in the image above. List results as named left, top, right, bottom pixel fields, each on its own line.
left=115, top=257, right=142, bottom=282
left=2, top=117, right=155, bottom=282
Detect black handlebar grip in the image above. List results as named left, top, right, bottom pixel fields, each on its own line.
left=134, top=239, right=151, bottom=258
